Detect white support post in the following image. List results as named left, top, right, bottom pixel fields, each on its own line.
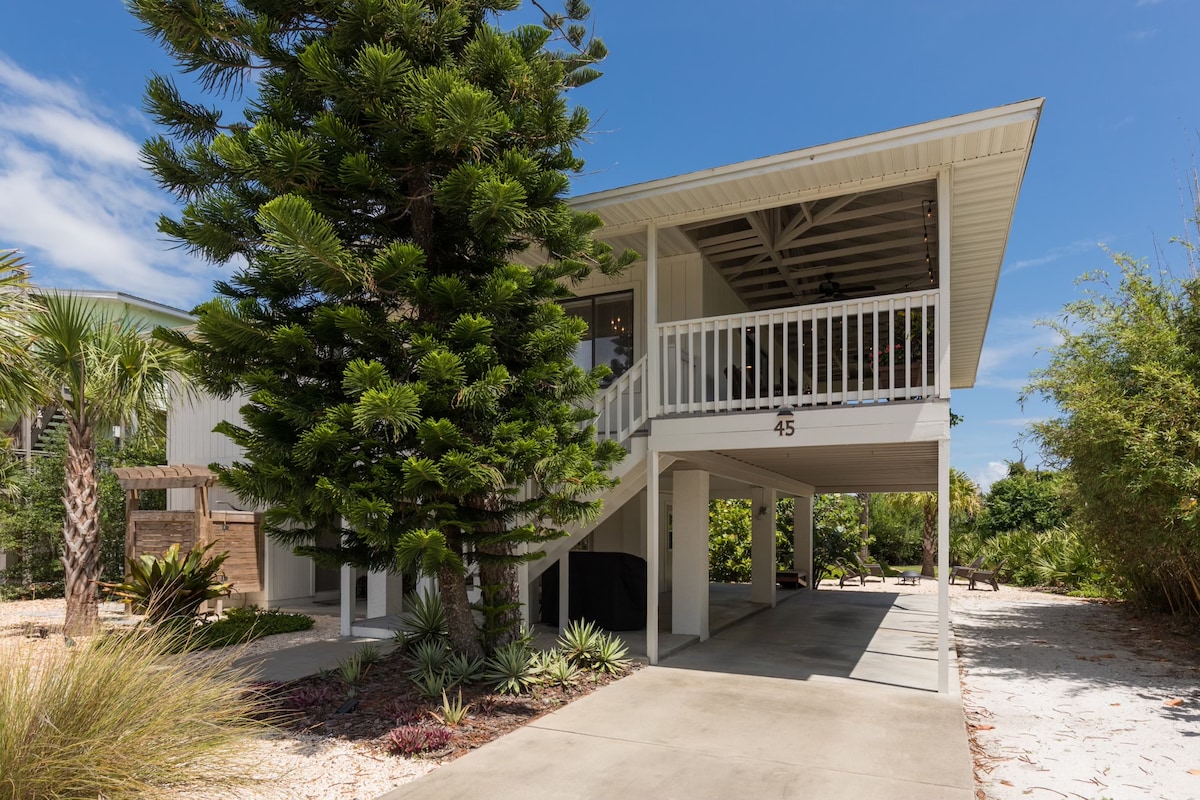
left=366, top=570, right=387, bottom=619
left=646, top=221, right=660, bottom=419
left=937, top=437, right=951, bottom=694
left=557, top=553, right=570, bottom=632
left=646, top=451, right=660, bottom=664
left=517, top=560, right=530, bottom=629
left=672, top=469, right=710, bottom=640
left=794, top=495, right=814, bottom=588
left=339, top=563, right=353, bottom=636
left=751, top=487, right=777, bottom=606
left=937, top=168, right=952, bottom=399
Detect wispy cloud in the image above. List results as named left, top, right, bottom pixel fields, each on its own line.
left=974, top=315, right=1062, bottom=392
left=1004, top=238, right=1108, bottom=275
left=974, top=461, right=1009, bottom=493
left=0, top=53, right=210, bottom=306
left=988, top=416, right=1047, bottom=428
left=1127, top=28, right=1157, bottom=42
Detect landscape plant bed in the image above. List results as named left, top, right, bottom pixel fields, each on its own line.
left=271, top=646, right=640, bottom=759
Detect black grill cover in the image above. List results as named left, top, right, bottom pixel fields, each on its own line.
left=539, top=551, right=647, bottom=631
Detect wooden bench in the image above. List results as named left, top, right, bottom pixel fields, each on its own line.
left=776, top=570, right=808, bottom=589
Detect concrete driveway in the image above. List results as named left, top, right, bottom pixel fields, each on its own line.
left=378, top=591, right=974, bottom=800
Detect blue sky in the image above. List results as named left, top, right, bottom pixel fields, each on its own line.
left=3, top=1, right=1199, bottom=490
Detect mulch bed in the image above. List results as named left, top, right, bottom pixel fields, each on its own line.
left=263, top=648, right=639, bottom=759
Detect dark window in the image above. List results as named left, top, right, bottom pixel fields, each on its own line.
left=561, top=291, right=634, bottom=385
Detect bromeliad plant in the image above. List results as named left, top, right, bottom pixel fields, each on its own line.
left=101, top=541, right=233, bottom=623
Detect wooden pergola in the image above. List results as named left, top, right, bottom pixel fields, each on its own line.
left=113, top=465, right=263, bottom=595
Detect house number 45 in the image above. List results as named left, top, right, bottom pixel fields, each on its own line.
left=773, top=419, right=795, bottom=436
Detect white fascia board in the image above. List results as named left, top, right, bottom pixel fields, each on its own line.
left=571, top=99, right=1044, bottom=215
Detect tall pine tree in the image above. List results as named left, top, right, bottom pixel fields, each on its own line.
left=133, top=0, right=634, bottom=655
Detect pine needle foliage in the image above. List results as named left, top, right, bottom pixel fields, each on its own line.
left=130, top=0, right=636, bottom=655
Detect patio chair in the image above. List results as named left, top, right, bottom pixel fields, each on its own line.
left=836, top=558, right=866, bottom=588
left=950, top=555, right=985, bottom=585
left=969, top=559, right=1008, bottom=591
left=858, top=555, right=886, bottom=582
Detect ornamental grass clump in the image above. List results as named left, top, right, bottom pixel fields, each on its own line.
left=0, top=626, right=272, bottom=800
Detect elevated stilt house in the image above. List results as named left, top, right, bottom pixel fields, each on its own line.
left=168, top=100, right=1043, bottom=692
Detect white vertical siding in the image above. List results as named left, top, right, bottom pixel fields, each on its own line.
left=166, top=388, right=314, bottom=602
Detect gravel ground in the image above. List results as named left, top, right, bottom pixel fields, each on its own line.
left=0, top=598, right=430, bottom=800
left=823, top=574, right=1200, bottom=800
left=6, top=581, right=1199, bottom=800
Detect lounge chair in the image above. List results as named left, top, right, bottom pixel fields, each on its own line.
left=950, top=555, right=985, bottom=585
left=969, top=559, right=1007, bottom=591
left=859, top=556, right=886, bottom=582
left=836, top=558, right=865, bottom=588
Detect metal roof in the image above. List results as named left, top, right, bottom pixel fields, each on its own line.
left=569, top=99, right=1043, bottom=389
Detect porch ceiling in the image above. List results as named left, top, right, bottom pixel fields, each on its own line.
left=668, top=442, right=939, bottom=494
left=572, top=99, right=1043, bottom=389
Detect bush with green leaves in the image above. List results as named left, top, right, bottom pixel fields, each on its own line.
left=100, top=541, right=233, bottom=623
left=957, top=525, right=1102, bottom=592
left=0, top=429, right=166, bottom=593
left=395, top=589, right=449, bottom=649
left=191, top=606, right=314, bottom=650
left=1028, top=250, right=1200, bottom=615
left=484, top=642, right=541, bottom=696
left=0, top=625, right=271, bottom=799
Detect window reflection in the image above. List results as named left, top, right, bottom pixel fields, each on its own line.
left=561, top=291, right=634, bottom=385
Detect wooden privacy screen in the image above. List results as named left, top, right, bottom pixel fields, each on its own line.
left=112, top=465, right=264, bottom=594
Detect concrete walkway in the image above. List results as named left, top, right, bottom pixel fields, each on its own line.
left=378, top=590, right=973, bottom=800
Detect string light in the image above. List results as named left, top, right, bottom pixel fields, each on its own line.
left=921, top=200, right=937, bottom=284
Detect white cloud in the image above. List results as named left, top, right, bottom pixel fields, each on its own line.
left=1127, top=28, right=1157, bottom=42
left=1004, top=238, right=1109, bottom=275
left=974, top=316, right=1063, bottom=392
left=988, top=416, right=1047, bottom=428
left=0, top=53, right=210, bottom=307
left=974, top=461, right=1009, bottom=493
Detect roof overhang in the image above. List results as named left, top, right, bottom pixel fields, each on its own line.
left=569, top=99, right=1043, bottom=389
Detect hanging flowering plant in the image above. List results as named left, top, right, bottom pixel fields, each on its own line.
left=871, top=310, right=932, bottom=368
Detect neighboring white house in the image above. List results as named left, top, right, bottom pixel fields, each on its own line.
left=167, top=99, right=1043, bottom=693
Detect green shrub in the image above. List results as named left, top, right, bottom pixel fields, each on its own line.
left=484, top=642, right=540, bottom=695
left=100, top=541, right=233, bottom=623
left=959, top=525, right=1103, bottom=592
left=395, top=589, right=448, bottom=648
left=190, top=607, right=314, bottom=650
left=0, top=626, right=271, bottom=799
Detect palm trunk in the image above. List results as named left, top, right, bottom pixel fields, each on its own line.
left=62, top=414, right=100, bottom=636
left=921, top=499, right=937, bottom=578
left=856, top=493, right=871, bottom=561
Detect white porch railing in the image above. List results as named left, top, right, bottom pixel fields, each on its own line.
left=591, top=355, right=648, bottom=442
left=656, top=290, right=940, bottom=414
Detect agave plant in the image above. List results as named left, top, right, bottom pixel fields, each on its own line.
left=557, top=619, right=603, bottom=668
left=408, top=638, right=451, bottom=680
left=534, top=650, right=580, bottom=688
left=591, top=633, right=631, bottom=675
left=396, top=589, right=449, bottom=648
left=444, top=652, right=486, bottom=687
left=100, top=541, right=232, bottom=623
left=483, top=642, right=541, bottom=695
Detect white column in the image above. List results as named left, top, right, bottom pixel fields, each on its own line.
left=646, top=453, right=660, bottom=664
left=366, top=570, right=387, bottom=619
left=645, top=222, right=660, bottom=420
left=517, top=560, right=530, bottom=629
left=938, top=437, right=951, bottom=694
left=557, top=553, right=570, bottom=631
left=339, top=563, right=353, bottom=636
left=937, top=167, right=952, bottom=400
left=671, top=469, right=710, bottom=640
left=751, top=487, right=777, bottom=605
left=794, top=495, right=814, bottom=587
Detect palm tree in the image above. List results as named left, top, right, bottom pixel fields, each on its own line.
left=24, top=293, right=186, bottom=635
left=0, top=250, right=36, bottom=410
left=890, top=469, right=982, bottom=577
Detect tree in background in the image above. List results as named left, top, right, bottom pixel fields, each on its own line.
left=885, top=469, right=981, bottom=577
left=0, top=251, right=34, bottom=410
left=975, top=462, right=1070, bottom=537
left=810, top=494, right=864, bottom=586
left=20, top=296, right=183, bottom=634
left=1028, top=254, right=1200, bottom=616
left=0, top=429, right=167, bottom=598
left=133, top=0, right=634, bottom=655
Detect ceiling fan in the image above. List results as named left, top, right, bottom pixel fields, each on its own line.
left=817, top=272, right=876, bottom=301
